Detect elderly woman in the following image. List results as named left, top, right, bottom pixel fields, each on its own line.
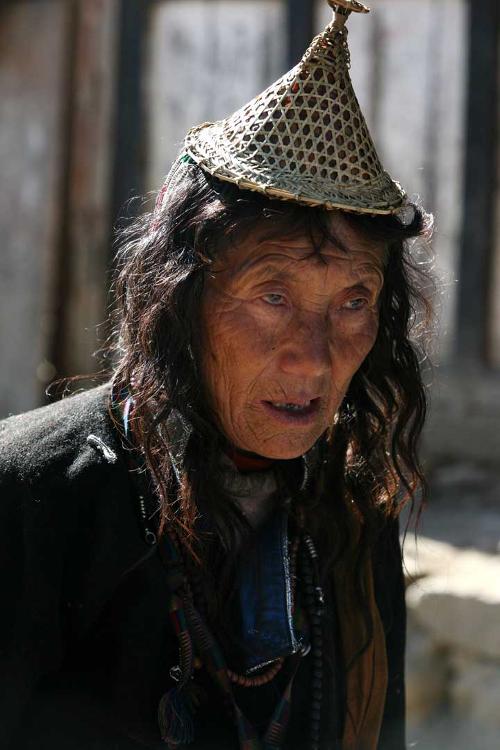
left=0, top=4, right=431, bottom=750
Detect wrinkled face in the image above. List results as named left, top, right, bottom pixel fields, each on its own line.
left=200, top=212, right=385, bottom=459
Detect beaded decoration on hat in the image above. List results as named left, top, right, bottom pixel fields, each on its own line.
left=181, top=0, right=404, bottom=215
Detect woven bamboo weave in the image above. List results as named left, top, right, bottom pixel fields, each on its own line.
left=184, top=9, right=404, bottom=215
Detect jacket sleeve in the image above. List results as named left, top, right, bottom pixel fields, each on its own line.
left=0, top=390, right=147, bottom=747
left=374, top=517, right=407, bottom=750
left=0, top=453, right=72, bottom=743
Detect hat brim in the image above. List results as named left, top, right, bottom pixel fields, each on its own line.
left=185, top=120, right=405, bottom=216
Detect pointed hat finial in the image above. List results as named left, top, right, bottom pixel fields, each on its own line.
left=178, top=2, right=404, bottom=215
left=327, top=0, right=370, bottom=13
left=328, top=1, right=370, bottom=28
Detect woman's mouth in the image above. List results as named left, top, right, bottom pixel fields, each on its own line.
left=261, top=398, right=321, bottom=425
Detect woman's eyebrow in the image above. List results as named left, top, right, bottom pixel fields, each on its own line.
left=345, top=281, right=381, bottom=297
left=238, top=266, right=384, bottom=299
left=352, top=263, right=385, bottom=285
left=229, top=264, right=287, bottom=289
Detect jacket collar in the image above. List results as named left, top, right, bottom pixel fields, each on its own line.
left=160, top=406, right=320, bottom=492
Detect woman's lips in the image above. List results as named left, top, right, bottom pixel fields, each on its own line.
left=261, top=398, right=321, bottom=426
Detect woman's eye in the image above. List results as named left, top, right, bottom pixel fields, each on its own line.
left=262, top=293, right=286, bottom=306
left=343, top=298, right=368, bottom=311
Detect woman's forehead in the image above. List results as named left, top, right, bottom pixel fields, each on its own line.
left=216, top=215, right=386, bottom=275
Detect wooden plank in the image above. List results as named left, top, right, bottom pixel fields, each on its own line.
left=287, top=0, right=314, bottom=69
left=56, top=0, right=120, bottom=379
left=0, top=1, right=70, bottom=417
left=112, top=0, right=148, bottom=227
left=456, top=0, right=499, bottom=365
left=485, top=9, right=500, bottom=368
left=144, top=0, right=286, bottom=192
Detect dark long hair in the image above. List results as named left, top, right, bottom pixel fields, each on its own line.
left=110, top=161, right=433, bottom=629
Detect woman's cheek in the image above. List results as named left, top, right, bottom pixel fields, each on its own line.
left=208, top=304, right=279, bottom=367
left=332, top=310, right=379, bottom=363
left=242, top=303, right=290, bottom=354
left=333, top=304, right=378, bottom=331
left=359, top=308, right=379, bottom=342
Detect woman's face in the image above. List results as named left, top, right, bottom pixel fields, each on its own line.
left=200, top=212, right=385, bottom=459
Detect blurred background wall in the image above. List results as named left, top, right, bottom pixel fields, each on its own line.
left=1, top=1, right=499, bottom=748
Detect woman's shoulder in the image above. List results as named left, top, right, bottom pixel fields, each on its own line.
left=0, top=382, right=118, bottom=486
left=0, top=381, right=143, bottom=612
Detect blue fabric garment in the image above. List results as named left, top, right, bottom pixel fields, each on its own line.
left=234, top=509, right=308, bottom=672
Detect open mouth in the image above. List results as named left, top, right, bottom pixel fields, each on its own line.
left=261, top=398, right=321, bottom=425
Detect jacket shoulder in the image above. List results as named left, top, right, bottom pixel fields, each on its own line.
left=0, top=383, right=118, bottom=484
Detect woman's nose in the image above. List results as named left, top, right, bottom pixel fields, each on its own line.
left=277, top=315, right=331, bottom=379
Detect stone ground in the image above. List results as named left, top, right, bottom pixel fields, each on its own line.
left=401, top=462, right=500, bottom=750
left=401, top=462, right=500, bottom=554
left=408, top=715, right=500, bottom=750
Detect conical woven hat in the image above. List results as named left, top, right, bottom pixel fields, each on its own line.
left=183, top=0, right=404, bottom=215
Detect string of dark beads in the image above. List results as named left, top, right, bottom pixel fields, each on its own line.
left=301, top=534, right=325, bottom=750
left=170, top=522, right=327, bottom=747
left=188, top=537, right=301, bottom=688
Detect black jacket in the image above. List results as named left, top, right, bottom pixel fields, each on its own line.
left=0, top=385, right=406, bottom=749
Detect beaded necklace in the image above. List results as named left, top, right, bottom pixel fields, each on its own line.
left=112, top=392, right=326, bottom=749
left=157, top=526, right=324, bottom=750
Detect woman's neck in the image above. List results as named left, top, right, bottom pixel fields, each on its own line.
left=224, top=445, right=276, bottom=473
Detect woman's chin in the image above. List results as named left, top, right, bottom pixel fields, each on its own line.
left=237, top=433, right=320, bottom=461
